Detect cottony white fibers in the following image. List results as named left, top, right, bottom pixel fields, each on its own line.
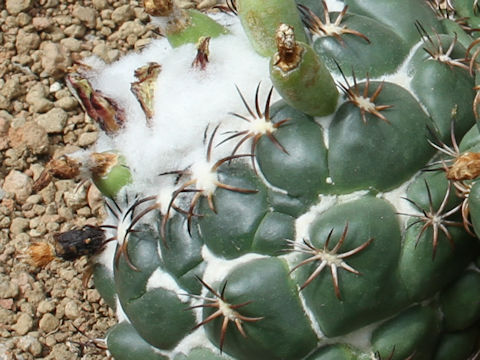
left=87, top=16, right=275, bottom=199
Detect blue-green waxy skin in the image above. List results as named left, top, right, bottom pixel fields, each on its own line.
left=439, top=270, right=480, bottom=331
left=344, top=0, right=442, bottom=45
left=202, top=258, right=317, bottom=360
left=371, top=306, right=441, bottom=360
left=256, top=101, right=329, bottom=198
left=297, top=197, right=408, bottom=336
left=328, top=82, right=434, bottom=193
left=409, top=35, right=476, bottom=142
left=107, top=322, right=168, bottom=360
left=114, top=231, right=195, bottom=350
left=313, top=12, right=409, bottom=79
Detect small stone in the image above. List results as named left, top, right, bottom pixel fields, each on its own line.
left=12, top=313, right=33, bottom=335
left=16, top=13, right=32, bottom=26
left=64, top=300, right=80, bottom=320
left=0, top=77, right=23, bottom=101
left=0, top=275, right=19, bottom=298
left=39, top=313, right=59, bottom=333
left=77, top=132, right=98, bottom=146
left=63, top=24, right=86, bottom=38
left=60, top=37, right=82, bottom=52
left=86, top=289, right=101, bottom=303
left=26, top=83, right=53, bottom=113
left=37, top=299, right=56, bottom=314
left=15, top=29, right=41, bottom=54
left=92, top=0, right=108, bottom=10
left=35, top=108, right=67, bottom=133
left=111, top=5, right=135, bottom=24
left=55, top=96, right=77, bottom=111
left=5, top=0, right=33, bottom=15
left=9, top=217, right=29, bottom=235
left=3, top=170, right=33, bottom=203
left=8, top=121, right=49, bottom=154
left=72, top=6, right=97, bottom=29
left=32, top=17, right=53, bottom=31
left=40, top=42, right=71, bottom=79
left=17, top=335, right=42, bottom=356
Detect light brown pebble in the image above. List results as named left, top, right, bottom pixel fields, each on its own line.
left=64, top=300, right=80, bottom=320
left=15, top=29, right=41, bottom=54
left=37, top=299, right=56, bottom=314
left=0, top=77, right=24, bottom=101
left=3, top=170, right=33, bottom=203
left=72, top=6, right=97, bottom=29
left=55, top=96, right=77, bottom=111
left=12, top=313, right=34, bottom=335
left=0, top=275, right=19, bottom=298
left=86, top=289, right=101, bottom=303
left=5, top=0, right=33, bottom=15
left=32, top=17, right=53, bottom=31
left=35, top=108, right=68, bottom=134
left=92, top=0, right=108, bottom=10
left=78, top=132, right=98, bottom=146
left=39, top=313, right=59, bottom=333
left=9, top=217, right=29, bottom=235
left=111, top=5, right=135, bottom=24
left=40, top=42, right=72, bottom=78
left=17, top=335, right=43, bottom=356
left=8, top=121, right=49, bottom=154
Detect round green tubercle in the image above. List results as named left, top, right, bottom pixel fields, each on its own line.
left=107, top=322, right=168, bottom=360
left=167, top=10, right=229, bottom=48
left=434, top=326, right=480, bottom=360
left=202, top=257, right=317, bottom=360
left=305, top=344, right=362, bottom=360
left=270, top=42, right=339, bottom=116
left=345, top=0, right=442, bottom=45
left=237, top=0, right=308, bottom=57
left=439, top=270, right=480, bottom=331
left=313, top=12, right=409, bottom=79
left=371, top=306, right=441, bottom=360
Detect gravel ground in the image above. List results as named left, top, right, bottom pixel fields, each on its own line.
left=0, top=0, right=217, bottom=358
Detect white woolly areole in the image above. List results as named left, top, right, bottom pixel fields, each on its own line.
left=191, top=161, right=218, bottom=195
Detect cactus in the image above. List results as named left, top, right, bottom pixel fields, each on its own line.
left=56, top=0, right=480, bottom=359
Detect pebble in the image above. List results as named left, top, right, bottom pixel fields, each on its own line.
left=0, top=77, right=23, bottom=101
left=54, top=96, right=77, bottom=111
left=72, top=5, right=97, bottom=29
left=111, top=5, right=135, bottom=24
left=35, top=108, right=68, bottom=133
left=40, top=42, right=72, bottom=78
left=38, top=313, right=59, bottom=333
left=0, top=275, right=19, bottom=298
left=3, top=170, right=33, bottom=203
left=12, top=313, right=34, bottom=336
left=26, top=83, right=54, bottom=114
left=37, top=299, right=56, bottom=314
left=5, top=0, right=33, bottom=15
left=64, top=300, right=80, bottom=319
left=8, top=121, right=49, bottom=154
left=15, top=29, right=41, bottom=54
left=32, top=17, right=53, bottom=31
left=9, top=217, right=29, bottom=235
left=78, top=131, right=98, bottom=146
left=16, top=335, right=43, bottom=356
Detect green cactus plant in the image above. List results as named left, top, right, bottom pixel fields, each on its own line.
left=59, top=0, right=480, bottom=359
